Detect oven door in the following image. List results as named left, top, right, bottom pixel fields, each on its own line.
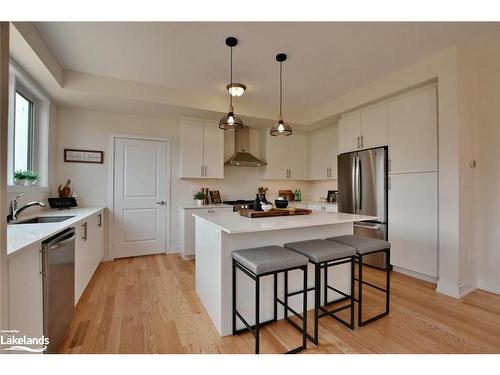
left=354, top=222, right=388, bottom=270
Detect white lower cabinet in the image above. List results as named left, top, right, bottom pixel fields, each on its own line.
left=179, top=206, right=233, bottom=259
left=295, top=202, right=338, bottom=212
left=75, top=211, right=105, bottom=305
left=388, top=172, right=438, bottom=278
left=8, top=243, right=44, bottom=340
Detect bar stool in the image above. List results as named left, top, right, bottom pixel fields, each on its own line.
left=232, top=246, right=309, bottom=354
left=325, top=235, right=391, bottom=327
left=283, top=239, right=356, bottom=345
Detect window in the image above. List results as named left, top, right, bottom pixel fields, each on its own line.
left=8, top=62, right=50, bottom=190
left=14, top=91, right=34, bottom=172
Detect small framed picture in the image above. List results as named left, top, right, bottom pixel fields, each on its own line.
left=64, top=149, right=104, bottom=164
left=209, top=190, right=222, bottom=204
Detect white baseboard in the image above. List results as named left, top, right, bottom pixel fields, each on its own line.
left=436, top=280, right=460, bottom=299
left=477, top=278, right=500, bottom=295
left=393, top=266, right=438, bottom=284
left=167, top=245, right=180, bottom=254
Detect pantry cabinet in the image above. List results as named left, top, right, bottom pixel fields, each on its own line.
left=308, top=125, right=338, bottom=180
left=261, top=130, right=309, bottom=180
left=387, top=86, right=438, bottom=174
left=180, top=119, right=224, bottom=179
left=388, top=172, right=438, bottom=278
left=338, top=103, right=388, bottom=154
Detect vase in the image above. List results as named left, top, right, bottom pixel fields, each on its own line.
left=196, top=199, right=204, bottom=207
left=254, top=194, right=262, bottom=211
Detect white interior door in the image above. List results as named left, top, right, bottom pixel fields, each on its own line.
left=113, top=137, right=168, bottom=258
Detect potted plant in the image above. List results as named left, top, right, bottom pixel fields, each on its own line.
left=193, top=191, right=205, bottom=207
left=14, top=170, right=41, bottom=186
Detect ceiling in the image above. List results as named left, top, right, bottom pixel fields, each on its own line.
left=33, top=22, right=499, bottom=124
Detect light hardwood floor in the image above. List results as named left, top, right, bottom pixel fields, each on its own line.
left=59, top=254, right=500, bottom=354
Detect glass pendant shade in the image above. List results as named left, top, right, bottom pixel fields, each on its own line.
left=227, top=83, right=246, bottom=97
left=270, top=119, right=292, bottom=136
left=219, top=105, right=243, bottom=130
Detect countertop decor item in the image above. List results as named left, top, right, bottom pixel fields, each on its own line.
left=64, top=149, right=103, bottom=164
left=57, top=179, right=72, bottom=198
left=239, top=207, right=312, bottom=218
left=261, top=202, right=273, bottom=212
left=14, top=169, right=40, bottom=186
left=279, top=189, right=295, bottom=202
left=193, top=191, right=206, bottom=207
left=254, top=194, right=263, bottom=211
left=209, top=190, right=222, bottom=204
left=270, top=53, right=292, bottom=136
left=219, top=37, right=244, bottom=130
left=275, top=199, right=289, bottom=208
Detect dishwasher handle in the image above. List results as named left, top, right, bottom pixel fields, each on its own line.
left=49, top=234, right=76, bottom=250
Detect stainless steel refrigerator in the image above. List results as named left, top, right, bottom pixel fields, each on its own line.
left=337, top=147, right=388, bottom=269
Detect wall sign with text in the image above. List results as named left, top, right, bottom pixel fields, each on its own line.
left=64, top=149, right=104, bottom=164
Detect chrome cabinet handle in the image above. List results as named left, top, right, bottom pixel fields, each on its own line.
left=82, top=222, right=87, bottom=241
left=361, top=135, right=364, bottom=148
left=156, top=201, right=166, bottom=205
left=357, top=136, right=360, bottom=148
left=98, top=213, right=102, bottom=227
left=201, top=165, right=204, bottom=177
left=204, top=165, right=208, bottom=177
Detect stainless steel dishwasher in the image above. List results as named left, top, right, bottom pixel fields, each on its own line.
left=42, top=228, right=75, bottom=353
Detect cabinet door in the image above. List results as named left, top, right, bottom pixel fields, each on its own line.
left=338, top=112, right=361, bottom=154
left=309, top=128, right=331, bottom=180
left=388, top=172, right=438, bottom=277
left=203, top=121, right=224, bottom=178
left=180, top=119, right=204, bottom=178
left=8, top=244, right=43, bottom=340
left=75, top=220, right=90, bottom=305
left=361, top=103, right=388, bottom=149
left=263, top=132, right=289, bottom=179
left=288, top=132, right=309, bottom=180
left=388, top=87, right=438, bottom=174
left=329, top=125, right=339, bottom=179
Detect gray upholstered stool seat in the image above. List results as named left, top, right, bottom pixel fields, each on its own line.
left=284, top=239, right=355, bottom=263
left=325, top=235, right=391, bottom=255
left=232, top=246, right=308, bottom=275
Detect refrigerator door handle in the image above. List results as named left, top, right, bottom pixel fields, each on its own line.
left=357, top=156, right=362, bottom=210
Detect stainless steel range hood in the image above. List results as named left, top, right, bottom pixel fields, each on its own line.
left=224, top=126, right=267, bottom=167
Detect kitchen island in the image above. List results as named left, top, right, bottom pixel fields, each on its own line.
left=193, top=210, right=376, bottom=336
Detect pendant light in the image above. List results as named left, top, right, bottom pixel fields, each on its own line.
left=219, top=37, right=244, bottom=130
left=270, top=53, right=292, bottom=136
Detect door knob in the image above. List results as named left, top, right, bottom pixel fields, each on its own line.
left=156, top=201, right=166, bottom=205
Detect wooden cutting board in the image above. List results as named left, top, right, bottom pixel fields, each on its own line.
left=239, top=208, right=312, bottom=218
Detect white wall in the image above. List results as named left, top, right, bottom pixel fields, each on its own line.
left=470, top=37, right=500, bottom=294
left=55, top=106, right=313, bottom=258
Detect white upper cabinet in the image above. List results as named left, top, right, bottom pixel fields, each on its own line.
left=387, top=86, right=438, bottom=174
left=261, top=130, right=309, bottom=180
left=180, top=119, right=224, bottom=178
left=360, top=104, right=388, bottom=149
left=339, top=103, right=388, bottom=154
left=338, top=112, right=362, bottom=154
left=309, top=125, right=338, bottom=180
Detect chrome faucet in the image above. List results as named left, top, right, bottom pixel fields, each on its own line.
left=8, top=193, right=46, bottom=222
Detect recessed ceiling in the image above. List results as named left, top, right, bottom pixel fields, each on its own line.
left=35, top=22, right=498, bottom=123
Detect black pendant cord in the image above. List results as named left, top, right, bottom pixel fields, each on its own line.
left=230, top=46, right=233, bottom=108
left=279, top=61, right=283, bottom=117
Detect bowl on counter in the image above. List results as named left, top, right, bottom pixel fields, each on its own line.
left=261, top=202, right=273, bottom=212
left=274, top=199, right=289, bottom=208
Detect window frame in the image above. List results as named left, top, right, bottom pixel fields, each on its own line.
left=13, top=88, right=36, bottom=172
left=7, top=61, right=50, bottom=192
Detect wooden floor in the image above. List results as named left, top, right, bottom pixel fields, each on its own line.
left=59, top=253, right=500, bottom=354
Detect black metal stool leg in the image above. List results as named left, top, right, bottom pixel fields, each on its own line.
left=284, top=270, right=288, bottom=321
left=302, top=266, right=308, bottom=349
left=255, top=276, right=260, bottom=354
left=358, top=254, right=363, bottom=327
left=232, top=259, right=236, bottom=335
left=313, top=263, right=320, bottom=345
left=273, top=273, right=278, bottom=322
left=350, top=255, right=355, bottom=329
left=386, top=249, right=390, bottom=314
left=324, top=263, right=328, bottom=306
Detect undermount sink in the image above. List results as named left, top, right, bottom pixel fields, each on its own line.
left=11, top=216, right=75, bottom=224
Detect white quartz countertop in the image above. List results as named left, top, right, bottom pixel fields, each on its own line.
left=193, top=210, right=377, bottom=234
left=179, top=202, right=233, bottom=209
left=7, top=207, right=105, bottom=257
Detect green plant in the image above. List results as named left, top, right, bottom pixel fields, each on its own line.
left=193, top=191, right=205, bottom=200
left=14, top=170, right=40, bottom=183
